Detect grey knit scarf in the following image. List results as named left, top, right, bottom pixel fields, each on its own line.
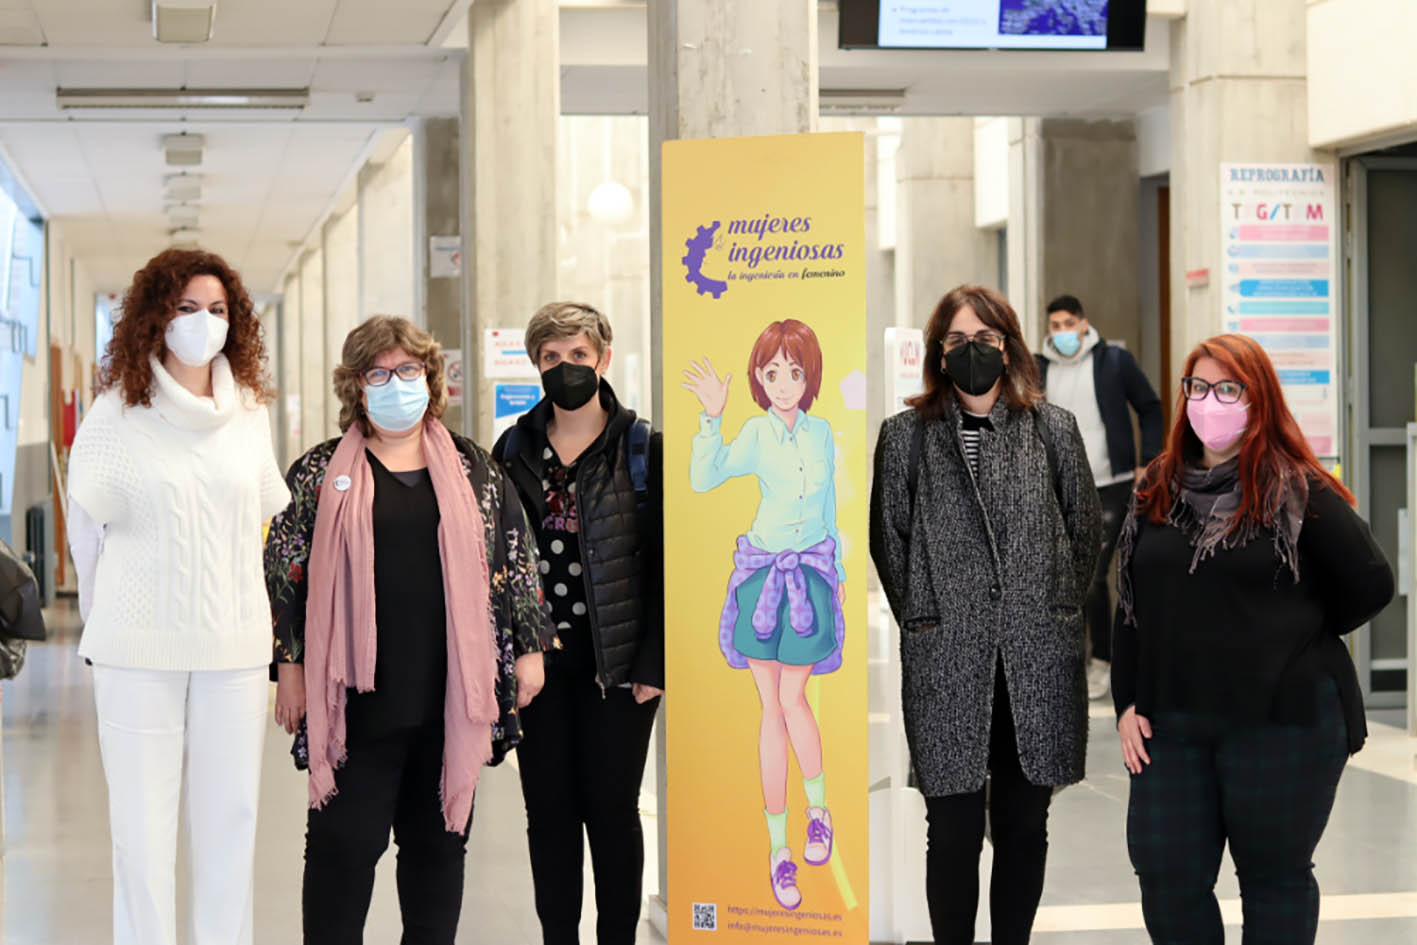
left=1116, top=457, right=1307, bottom=627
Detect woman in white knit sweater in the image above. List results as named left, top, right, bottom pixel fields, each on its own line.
left=67, top=249, right=290, bottom=945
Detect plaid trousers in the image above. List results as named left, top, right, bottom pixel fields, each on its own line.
left=1126, top=677, right=1349, bottom=945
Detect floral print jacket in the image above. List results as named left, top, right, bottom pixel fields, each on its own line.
left=264, top=430, right=557, bottom=764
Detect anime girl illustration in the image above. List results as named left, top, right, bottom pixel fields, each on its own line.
left=682, top=318, right=845, bottom=912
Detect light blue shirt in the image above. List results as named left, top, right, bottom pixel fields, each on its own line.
left=690, top=410, right=844, bottom=580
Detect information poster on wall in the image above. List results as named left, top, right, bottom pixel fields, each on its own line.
left=492, top=382, right=540, bottom=441
left=884, top=326, right=925, bottom=415
left=662, top=132, right=868, bottom=942
left=483, top=328, right=534, bottom=379
left=1220, top=163, right=1339, bottom=457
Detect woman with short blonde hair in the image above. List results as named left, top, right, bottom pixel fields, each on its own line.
left=265, top=315, right=556, bottom=944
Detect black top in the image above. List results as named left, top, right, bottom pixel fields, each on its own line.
left=345, top=451, right=448, bottom=737
left=1112, top=480, right=1394, bottom=753
left=538, top=443, right=596, bottom=675
left=492, top=379, right=666, bottom=690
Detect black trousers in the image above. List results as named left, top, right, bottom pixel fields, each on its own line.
left=303, top=722, right=472, bottom=945
left=1087, top=480, right=1134, bottom=663
left=1127, top=680, right=1349, bottom=945
left=924, top=661, right=1054, bottom=945
left=517, top=664, right=660, bottom=945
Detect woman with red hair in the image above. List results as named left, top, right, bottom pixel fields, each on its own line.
left=1114, top=333, right=1393, bottom=944
left=66, top=249, right=289, bottom=945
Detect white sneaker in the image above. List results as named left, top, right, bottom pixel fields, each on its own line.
left=769, top=847, right=802, bottom=910
left=1088, top=659, right=1110, bottom=701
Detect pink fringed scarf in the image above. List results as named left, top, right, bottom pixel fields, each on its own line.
left=304, top=420, right=497, bottom=831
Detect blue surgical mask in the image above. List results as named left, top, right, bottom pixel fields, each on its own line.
left=1051, top=330, right=1082, bottom=357
left=363, top=376, right=430, bottom=433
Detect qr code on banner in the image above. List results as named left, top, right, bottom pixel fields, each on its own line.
left=692, top=902, right=717, bottom=931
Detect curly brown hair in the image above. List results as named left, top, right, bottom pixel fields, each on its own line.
left=98, top=248, right=274, bottom=407
left=333, top=315, right=448, bottom=436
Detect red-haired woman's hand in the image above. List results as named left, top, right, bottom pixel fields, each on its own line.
left=681, top=359, right=732, bottom=418
left=1118, top=704, right=1152, bottom=775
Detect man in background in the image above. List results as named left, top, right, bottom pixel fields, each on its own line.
left=1036, top=294, right=1163, bottom=700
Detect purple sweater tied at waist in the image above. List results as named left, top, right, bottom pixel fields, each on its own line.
left=717, top=535, right=845, bottom=675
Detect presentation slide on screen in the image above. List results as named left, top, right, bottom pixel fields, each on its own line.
left=878, top=1, right=1110, bottom=49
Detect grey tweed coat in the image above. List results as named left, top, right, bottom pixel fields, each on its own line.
left=869, top=397, right=1102, bottom=795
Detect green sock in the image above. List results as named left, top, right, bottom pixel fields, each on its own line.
left=804, top=772, right=827, bottom=809
left=764, top=809, right=788, bottom=854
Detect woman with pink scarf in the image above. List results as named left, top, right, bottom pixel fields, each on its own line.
left=263, top=316, right=556, bottom=944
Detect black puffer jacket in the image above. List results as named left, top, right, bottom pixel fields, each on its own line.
left=493, top=380, right=664, bottom=690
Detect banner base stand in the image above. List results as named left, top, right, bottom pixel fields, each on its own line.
left=648, top=893, right=668, bottom=940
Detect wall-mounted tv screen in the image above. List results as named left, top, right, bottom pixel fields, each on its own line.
left=839, top=1, right=1147, bottom=51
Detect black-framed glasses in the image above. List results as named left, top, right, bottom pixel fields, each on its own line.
left=362, top=362, right=426, bottom=387
left=1181, top=376, right=1246, bottom=404
left=944, top=329, right=1006, bottom=351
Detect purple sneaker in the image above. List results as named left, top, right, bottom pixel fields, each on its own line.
left=770, top=848, right=802, bottom=910
left=804, top=807, right=833, bottom=865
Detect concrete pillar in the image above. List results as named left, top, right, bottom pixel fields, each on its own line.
left=322, top=203, right=360, bottom=435
left=415, top=117, right=465, bottom=433
left=462, top=0, right=559, bottom=445
left=1168, top=0, right=1313, bottom=377
left=299, top=250, right=326, bottom=450
left=647, top=0, right=819, bottom=424
left=645, top=0, right=819, bottom=927
left=1007, top=117, right=1142, bottom=352
left=896, top=118, right=1000, bottom=331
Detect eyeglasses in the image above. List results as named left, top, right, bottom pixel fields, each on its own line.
left=944, top=330, right=1006, bottom=351
left=362, top=362, right=426, bottom=387
left=1181, top=376, right=1246, bottom=404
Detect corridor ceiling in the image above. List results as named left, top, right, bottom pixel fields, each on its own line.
left=0, top=0, right=1170, bottom=294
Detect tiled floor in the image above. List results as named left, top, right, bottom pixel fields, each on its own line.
left=4, top=601, right=1416, bottom=944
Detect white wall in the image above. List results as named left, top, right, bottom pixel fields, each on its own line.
left=1136, top=104, right=1171, bottom=177
left=1308, top=0, right=1417, bottom=149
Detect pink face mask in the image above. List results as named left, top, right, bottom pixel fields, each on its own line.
left=1187, top=397, right=1249, bottom=452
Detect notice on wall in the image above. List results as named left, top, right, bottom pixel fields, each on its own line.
left=483, top=328, right=535, bottom=379
left=429, top=235, right=461, bottom=278
left=442, top=348, right=464, bottom=408
left=1220, top=163, right=1339, bottom=458
left=884, top=326, right=925, bottom=415
left=661, top=132, right=869, bottom=942
left=492, top=382, right=540, bottom=441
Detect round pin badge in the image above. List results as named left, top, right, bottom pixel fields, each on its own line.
left=333, top=474, right=352, bottom=492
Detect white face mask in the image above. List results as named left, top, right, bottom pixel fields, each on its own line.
left=165, top=309, right=229, bottom=367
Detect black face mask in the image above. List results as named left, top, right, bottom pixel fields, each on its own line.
left=541, top=362, right=600, bottom=411
left=943, top=340, right=1005, bottom=397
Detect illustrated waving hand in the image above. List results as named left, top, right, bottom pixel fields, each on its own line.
left=681, top=358, right=732, bottom=418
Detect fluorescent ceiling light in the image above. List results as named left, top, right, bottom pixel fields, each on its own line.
left=170, top=227, right=201, bottom=247
left=168, top=206, right=200, bottom=227
left=57, top=88, right=309, bottom=110
left=153, top=2, right=216, bottom=44
left=163, top=132, right=204, bottom=167
left=165, top=174, right=202, bottom=201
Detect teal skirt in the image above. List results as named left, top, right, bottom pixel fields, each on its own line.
left=731, top=567, right=837, bottom=666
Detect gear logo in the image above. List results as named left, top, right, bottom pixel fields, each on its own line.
left=682, top=221, right=729, bottom=299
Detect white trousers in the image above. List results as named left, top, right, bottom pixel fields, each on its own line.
left=92, top=664, right=268, bottom=945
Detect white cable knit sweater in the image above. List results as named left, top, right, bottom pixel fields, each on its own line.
left=67, top=355, right=291, bottom=671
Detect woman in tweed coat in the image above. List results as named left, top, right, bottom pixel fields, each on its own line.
left=870, top=285, right=1101, bottom=945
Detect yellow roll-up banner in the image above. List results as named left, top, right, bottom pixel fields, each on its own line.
left=662, top=132, right=868, bottom=943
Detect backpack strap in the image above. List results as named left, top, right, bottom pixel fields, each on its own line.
left=627, top=418, right=652, bottom=505
left=1032, top=407, right=1065, bottom=515
left=501, top=425, right=522, bottom=469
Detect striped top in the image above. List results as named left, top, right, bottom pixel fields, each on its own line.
left=960, top=411, right=992, bottom=478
